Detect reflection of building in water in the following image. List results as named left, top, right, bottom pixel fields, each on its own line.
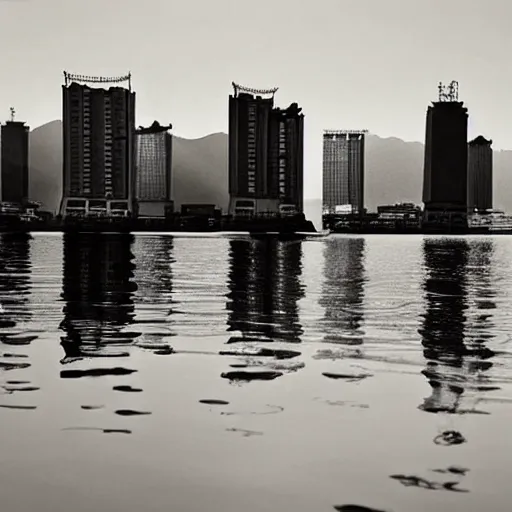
left=132, top=236, right=174, bottom=303
left=419, top=238, right=496, bottom=414
left=0, top=233, right=32, bottom=326
left=226, top=239, right=304, bottom=342
left=319, top=237, right=366, bottom=344
left=132, top=236, right=174, bottom=345
left=60, top=233, right=138, bottom=358
left=465, top=240, right=496, bottom=346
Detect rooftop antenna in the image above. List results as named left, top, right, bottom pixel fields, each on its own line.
left=9, top=107, right=15, bottom=122
left=438, top=80, right=459, bottom=102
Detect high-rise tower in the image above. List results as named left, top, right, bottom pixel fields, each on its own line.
left=268, top=103, right=304, bottom=215
left=0, top=108, right=29, bottom=205
left=228, top=82, right=304, bottom=217
left=228, top=82, right=276, bottom=216
left=467, top=135, right=493, bottom=213
left=422, top=81, right=468, bottom=229
left=60, top=72, right=136, bottom=218
left=322, top=130, right=366, bottom=216
left=135, top=121, right=173, bottom=218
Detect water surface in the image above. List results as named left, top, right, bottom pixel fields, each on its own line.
left=1, top=233, right=511, bottom=512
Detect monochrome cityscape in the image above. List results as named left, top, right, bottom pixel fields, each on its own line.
left=0, top=74, right=502, bottom=233
left=3, top=2, right=512, bottom=511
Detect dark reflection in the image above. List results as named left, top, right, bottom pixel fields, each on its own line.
left=319, top=237, right=366, bottom=345
left=221, top=370, right=283, bottom=381
left=131, top=236, right=175, bottom=351
left=465, top=240, right=497, bottom=350
left=0, top=361, right=30, bottom=371
left=113, top=385, right=143, bottom=393
left=115, top=409, right=151, bottom=416
left=0, top=404, right=37, bottom=410
left=199, top=399, right=229, bottom=405
left=133, top=236, right=174, bottom=306
left=60, top=367, right=137, bottom=378
left=62, top=427, right=132, bottom=435
left=59, top=233, right=139, bottom=361
left=322, top=371, right=372, bottom=381
left=0, top=233, right=32, bottom=336
left=419, top=238, right=496, bottom=414
left=390, top=473, right=469, bottom=493
left=226, top=239, right=305, bottom=343
left=434, top=430, right=466, bottom=446
left=223, top=239, right=305, bottom=381
left=433, top=466, right=469, bottom=475
left=334, top=506, right=388, bottom=512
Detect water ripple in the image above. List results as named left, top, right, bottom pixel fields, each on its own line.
left=0, top=233, right=510, bottom=512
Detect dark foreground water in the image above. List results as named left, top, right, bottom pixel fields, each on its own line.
left=0, top=233, right=511, bottom=512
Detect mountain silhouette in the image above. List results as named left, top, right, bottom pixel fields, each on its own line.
left=29, top=120, right=62, bottom=212
left=28, top=121, right=228, bottom=214
left=27, top=121, right=512, bottom=217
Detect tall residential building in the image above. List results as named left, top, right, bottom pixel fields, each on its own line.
left=0, top=109, right=29, bottom=205
left=268, top=103, right=304, bottom=215
left=229, top=83, right=275, bottom=216
left=422, top=81, right=468, bottom=226
left=60, top=72, right=136, bottom=218
left=135, top=121, right=173, bottom=218
left=322, top=130, right=366, bottom=215
left=467, top=135, right=493, bottom=213
left=228, top=82, right=304, bottom=217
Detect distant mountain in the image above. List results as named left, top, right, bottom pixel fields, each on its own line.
left=171, top=132, right=228, bottom=211
left=27, top=121, right=512, bottom=216
left=364, top=136, right=512, bottom=213
left=365, top=136, right=424, bottom=208
left=28, top=121, right=229, bottom=214
left=29, top=121, right=62, bottom=212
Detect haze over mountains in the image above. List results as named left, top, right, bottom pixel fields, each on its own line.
left=27, top=121, right=512, bottom=219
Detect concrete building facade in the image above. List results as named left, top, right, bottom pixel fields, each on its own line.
left=0, top=119, right=29, bottom=205
left=135, top=121, right=173, bottom=218
left=467, top=135, right=492, bottom=213
left=268, top=103, right=304, bottom=215
left=322, top=130, right=366, bottom=215
left=60, top=74, right=136, bottom=218
left=228, top=83, right=304, bottom=217
left=422, top=98, right=468, bottom=227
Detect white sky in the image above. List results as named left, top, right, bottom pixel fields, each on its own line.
left=1, top=0, right=511, bottom=199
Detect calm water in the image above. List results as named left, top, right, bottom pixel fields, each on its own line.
left=1, top=233, right=512, bottom=512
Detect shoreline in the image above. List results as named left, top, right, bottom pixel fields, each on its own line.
left=1, top=229, right=510, bottom=237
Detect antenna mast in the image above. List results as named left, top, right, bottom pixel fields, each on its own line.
left=438, top=80, right=459, bottom=102
left=9, top=107, right=15, bottom=122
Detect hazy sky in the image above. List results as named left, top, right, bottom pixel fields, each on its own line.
left=1, top=0, right=511, bottom=199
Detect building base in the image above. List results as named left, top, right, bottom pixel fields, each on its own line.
left=60, top=197, right=133, bottom=219
left=228, top=197, right=302, bottom=217
left=136, top=200, right=173, bottom=219
left=228, top=197, right=280, bottom=217
left=422, top=209, right=468, bottom=233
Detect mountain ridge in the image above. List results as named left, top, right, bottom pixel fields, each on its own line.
left=26, top=120, right=512, bottom=218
